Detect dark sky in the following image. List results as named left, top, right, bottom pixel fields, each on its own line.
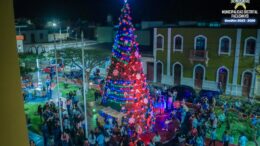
left=13, top=0, right=260, bottom=23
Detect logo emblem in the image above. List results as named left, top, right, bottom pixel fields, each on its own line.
left=231, top=0, right=250, bottom=10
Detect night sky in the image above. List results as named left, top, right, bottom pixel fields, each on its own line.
left=14, top=0, right=260, bottom=24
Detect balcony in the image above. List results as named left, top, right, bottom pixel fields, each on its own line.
left=189, top=50, right=209, bottom=65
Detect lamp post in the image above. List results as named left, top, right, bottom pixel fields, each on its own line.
left=52, top=22, right=63, bottom=132
left=81, top=31, right=88, bottom=138
left=59, top=28, right=62, bottom=48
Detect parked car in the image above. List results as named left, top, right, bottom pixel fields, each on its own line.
left=168, top=85, right=197, bottom=103
left=64, top=70, right=82, bottom=79
left=199, top=89, right=220, bottom=103
left=43, top=65, right=62, bottom=73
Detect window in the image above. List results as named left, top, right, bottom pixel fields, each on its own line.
left=40, top=33, right=44, bottom=39
left=219, top=36, right=231, bottom=55
left=244, top=37, right=256, bottom=56
left=156, top=35, right=164, bottom=49
left=173, top=35, right=183, bottom=51
left=195, top=35, right=207, bottom=50
left=31, top=33, right=35, bottom=43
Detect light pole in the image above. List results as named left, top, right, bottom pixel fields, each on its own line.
left=81, top=31, right=88, bottom=138
left=52, top=22, right=63, bottom=132
left=66, top=26, right=70, bottom=40
left=59, top=28, right=62, bottom=48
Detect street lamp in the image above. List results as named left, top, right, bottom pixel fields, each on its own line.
left=52, top=21, right=63, bottom=132
left=66, top=26, right=70, bottom=40
left=81, top=31, right=88, bottom=138
left=52, top=22, right=57, bottom=27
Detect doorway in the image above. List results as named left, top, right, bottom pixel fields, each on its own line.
left=242, top=72, right=252, bottom=97
left=174, top=64, right=182, bottom=85
left=194, top=66, right=204, bottom=89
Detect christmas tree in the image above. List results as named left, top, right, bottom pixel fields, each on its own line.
left=104, top=0, right=151, bottom=132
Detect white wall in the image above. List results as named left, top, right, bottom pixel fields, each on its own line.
left=48, top=33, right=69, bottom=42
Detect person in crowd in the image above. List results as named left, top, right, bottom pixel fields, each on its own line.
left=148, top=139, right=155, bottom=146
left=97, top=132, right=105, bottom=146
left=212, top=96, right=216, bottom=109
left=173, top=90, right=177, bottom=102
left=251, top=115, right=259, bottom=127
left=195, top=135, right=204, bottom=146
left=61, top=132, right=70, bottom=146
left=235, top=100, right=241, bottom=111
left=209, top=128, right=217, bottom=146
left=180, top=105, right=187, bottom=124
left=88, top=130, right=96, bottom=146
left=29, top=140, right=36, bottom=146
left=136, top=137, right=145, bottom=146
left=128, top=139, right=135, bottom=146
left=222, top=131, right=229, bottom=146
left=177, top=132, right=186, bottom=146
left=186, top=134, right=195, bottom=146
left=135, top=123, right=143, bottom=136
left=41, top=122, right=49, bottom=146
left=38, top=105, right=43, bottom=120
left=95, top=90, right=99, bottom=101
left=218, top=112, right=226, bottom=125
left=192, top=114, right=198, bottom=129
left=212, top=117, right=218, bottom=129
left=238, top=133, right=248, bottom=146
left=223, top=101, right=229, bottom=114
left=218, top=81, right=223, bottom=94
left=53, top=122, right=61, bottom=146
left=229, top=133, right=234, bottom=145
left=84, top=138, right=90, bottom=146
left=152, top=131, right=161, bottom=145
left=63, top=115, right=70, bottom=131
left=66, top=98, right=72, bottom=115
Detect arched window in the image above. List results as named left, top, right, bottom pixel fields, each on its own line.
left=156, top=35, right=164, bottom=49
left=173, top=35, right=183, bottom=51
left=195, top=35, right=207, bottom=50
left=244, top=37, right=256, bottom=56
left=219, top=36, right=231, bottom=55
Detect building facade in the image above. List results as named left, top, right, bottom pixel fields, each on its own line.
left=16, top=35, right=24, bottom=53
left=21, top=29, right=49, bottom=44
left=150, top=28, right=260, bottom=97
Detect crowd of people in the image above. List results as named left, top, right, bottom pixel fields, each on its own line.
left=26, top=78, right=258, bottom=146
left=149, top=86, right=255, bottom=146
left=29, top=92, right=87, bottom=146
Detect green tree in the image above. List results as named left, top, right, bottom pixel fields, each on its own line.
left=58, top=48, right=110, bottom=90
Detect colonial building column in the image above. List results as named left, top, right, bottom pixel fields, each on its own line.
left=161, top=28, right=173, bottom=85
left=251, top=29, right=260, bottom=96
left=255, top=29, right=260, bottom=65
left=167, top=28, right=172, bottom=76
left=231, top=29, right=242, bottom=96
left=153, top=28, right=157, bottom=82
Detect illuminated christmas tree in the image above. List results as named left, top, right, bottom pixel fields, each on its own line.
left=104, top=0, right=151, bottom=132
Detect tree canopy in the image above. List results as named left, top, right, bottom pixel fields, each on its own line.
left=58, top=48, right=110, bottom=72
